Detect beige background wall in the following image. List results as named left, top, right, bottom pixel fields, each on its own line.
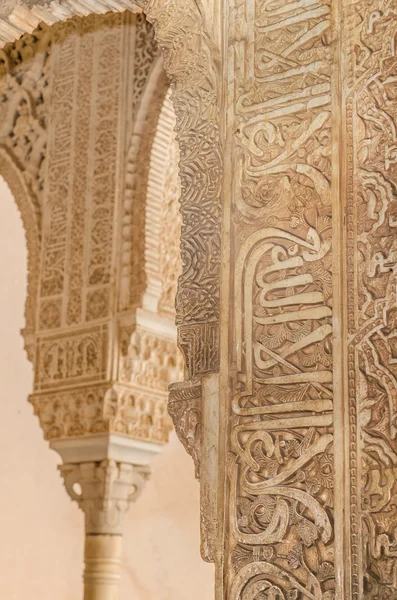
left=0, top=176, right=213, bottom=600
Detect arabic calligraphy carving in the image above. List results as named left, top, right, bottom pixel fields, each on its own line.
left=228, top=0, right=335, bottom=597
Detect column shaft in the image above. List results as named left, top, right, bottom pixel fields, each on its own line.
left=84, top=535, right=122, bottom=600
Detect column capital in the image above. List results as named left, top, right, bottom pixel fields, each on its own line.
left=53, top=434, right=158, bottom=534
left=60, top=458, right=150, bottom=535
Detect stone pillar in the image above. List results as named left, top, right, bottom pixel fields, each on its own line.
left=143, top=2, right=397, bottom=599
left=84, top=535, right=122, bottom=600
left=0, top=13, right=183, bottom=600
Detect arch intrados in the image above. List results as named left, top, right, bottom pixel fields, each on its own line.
left=142, top=90, right=179, bottom=314
left=0, top=148, right=41, bottom=356
left=120, top=53, right=170, bottom=311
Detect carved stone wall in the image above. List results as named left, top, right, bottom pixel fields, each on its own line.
left=225, top=2, right=334, bottom=598
left=2, top=1, right=397, bottom=599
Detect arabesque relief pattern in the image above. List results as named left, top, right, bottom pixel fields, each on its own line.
left=139, top=0, right=222, bottom=379
left=3, top=0, right=397, bottom=598
left=0, top=27, right=49, bottom=344
left=14, top=13, right=184, bottom=447
left=228, top=1, right=334, bottom=598
left=345, top=3, right=397, bottom=599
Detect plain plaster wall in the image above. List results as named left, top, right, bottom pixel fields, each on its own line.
left=0, top=176, right=214, bottom=599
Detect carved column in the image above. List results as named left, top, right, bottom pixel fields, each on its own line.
left=143, top=1, right=397, bottom=599
left=0, top=12, right=182, bottom=600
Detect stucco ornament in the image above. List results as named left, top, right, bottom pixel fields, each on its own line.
left=0, top=12, right=186, bottom=600
left=2, top=0, right=397, bottom=599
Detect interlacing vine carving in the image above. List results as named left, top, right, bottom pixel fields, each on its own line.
left=344, top=3, right=397, bottom=598
left=138, top=0, right=223, bottom=379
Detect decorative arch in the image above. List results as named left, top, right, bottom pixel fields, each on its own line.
left=0, top=0, right=223, bottom=382
left=0, top=149, right=41, bottom=359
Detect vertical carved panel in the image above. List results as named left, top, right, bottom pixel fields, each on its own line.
left=344, top=3, right=397, bottom=598
left=141, top=0, right=223, bottom=378
left=39, top=14, right=131, bottom=333
left=227, top=1, right=335, bottom=597
left=66, top=17, right=94, bottom=326
left=25, top=13, right=185, bottom=451
left=39, top=20, right=77, bottom=327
